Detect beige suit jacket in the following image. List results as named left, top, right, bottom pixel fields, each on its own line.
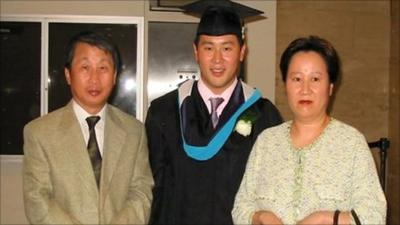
left=23, top=102, right=153, bottom=224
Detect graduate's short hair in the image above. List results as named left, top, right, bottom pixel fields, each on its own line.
left=279, top=35, right=340, bottom=84
left=64, top=31, right=122, bottom=75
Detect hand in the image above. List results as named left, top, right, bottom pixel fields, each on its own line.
left=297, top=211, right=333, bottom=225
left=252, top=210, right=283, bottom=225
left=297, top=211, right=351, bottom=225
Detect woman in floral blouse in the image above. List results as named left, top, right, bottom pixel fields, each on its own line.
left=232, top=36, right=386, bottom=225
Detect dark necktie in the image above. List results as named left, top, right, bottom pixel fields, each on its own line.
left=86, top=116, right=102, bottom=188
left=209, top=97, right=224, bottom=128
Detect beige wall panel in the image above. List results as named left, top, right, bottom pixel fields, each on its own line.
left=278, top=1, right=389, bottom=13
left=334, top=64, right=389, bottom=139
left=0, top=0, right=145, bottom=16
left=0, top=157, right=26, bottom=224
left=353, top=13, right=391, bottom=58
left=243, top=0, right=277, bottom=102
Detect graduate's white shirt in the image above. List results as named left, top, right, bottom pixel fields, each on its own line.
left=197, top=78, right=238, bottom=117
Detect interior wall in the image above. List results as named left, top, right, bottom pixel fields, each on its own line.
left=276, top=1, right=390, bottom=141
left=0, top=0, right=146, bottom=16
left=0, top=1, right=277, bottom=224
left=242, top=1, right=277, bottom=102
left=388, top=0, right=400, bottom=224
left=0, top=156, right=25, bottom=224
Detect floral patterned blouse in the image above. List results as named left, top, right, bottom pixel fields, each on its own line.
left=232, top=118, right=386, bottom=225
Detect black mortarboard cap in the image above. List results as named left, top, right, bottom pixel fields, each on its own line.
left=181, top=0, right=264, bottom=42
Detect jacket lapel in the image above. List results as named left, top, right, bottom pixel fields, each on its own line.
left=101, top=106, right=126, bottom=191
left=59, top=102, right=99, bottom=197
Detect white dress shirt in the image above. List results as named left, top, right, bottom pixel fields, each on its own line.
left=72, top=100, right=106, bottom=156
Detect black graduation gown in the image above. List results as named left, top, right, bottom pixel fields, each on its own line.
left=145, top=81, right=282, bottom=225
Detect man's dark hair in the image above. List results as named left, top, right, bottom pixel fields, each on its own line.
left=279, top=35, right=340, bottom=83
left=64, top=31, right=122, bottom=75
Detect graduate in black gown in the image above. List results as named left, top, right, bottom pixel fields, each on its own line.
left=145, top=1, right=283, bottom=224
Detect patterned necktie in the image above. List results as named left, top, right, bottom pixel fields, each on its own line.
left=86, top=116, right=102, bottom=188
left=209, top=97, right=224, bottom=129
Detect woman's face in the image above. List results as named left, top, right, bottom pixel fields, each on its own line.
left=285, top=51, right=333, bottom=122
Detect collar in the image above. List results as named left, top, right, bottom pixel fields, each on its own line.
left=178, top=79, right=257, bottom=106
left=198, top=78, right=238, bottom=114
left=72, top=99, right=107, bottom=126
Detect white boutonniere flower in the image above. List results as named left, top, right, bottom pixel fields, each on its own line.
left=235, top=120, right=252, bottom=136
left=234, top=110, right=258, bottom=137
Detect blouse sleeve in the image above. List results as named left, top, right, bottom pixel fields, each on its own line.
left=232, top=133, right=264, bottom=225
left=349, top=133, right=387, bottom=225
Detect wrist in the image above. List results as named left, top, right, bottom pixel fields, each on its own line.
left=251, top=210, right=269, bottom=225
left=251, top=211, right=259, bottom=225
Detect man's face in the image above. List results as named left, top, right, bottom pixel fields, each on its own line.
left=193, top=34, right=246, bottom=94
left=65, top=42, right=116, bottom=114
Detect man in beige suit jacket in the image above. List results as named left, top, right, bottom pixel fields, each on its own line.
left=23, top=31, right=153, bottom=224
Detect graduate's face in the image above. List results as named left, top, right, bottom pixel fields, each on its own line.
left=285, top=51, right=333, bottom=122
left=65, top=42, right=116, bottom=114
left=194, top=34, right=246, bottom=94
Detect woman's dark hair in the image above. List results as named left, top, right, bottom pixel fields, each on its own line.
left=64, top=31, right=122, bottom=75
left=279, top=35, right=340, bottom=83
